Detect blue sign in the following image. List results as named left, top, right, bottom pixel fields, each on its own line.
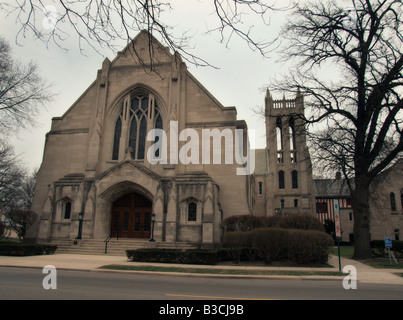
left=384, top=238, right=393, bottom=248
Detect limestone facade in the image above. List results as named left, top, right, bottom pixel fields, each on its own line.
left=28, top=31, right=316, bottom=246
left=252, top=90, right=316, bottom=217
left=369, top=159, right=403, bottom=241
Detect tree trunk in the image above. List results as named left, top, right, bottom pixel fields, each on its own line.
left=352, top=177, right=372, bottom=259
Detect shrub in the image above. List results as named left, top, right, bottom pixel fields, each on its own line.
left=278, top=214, right=325, bottom=232
left=222, top=214, right=324, bottom=233
left=0, top=244, right=57, bottom=256
left=222, top=231, right=256, bottom=262
left=262, top=215, right=282, bottom=228
left=126, top=249, right=217, bottom=265
left=221, top=228, right=333, bottom=265
left=222, top=232, right=244, bottom=263
left=370, top=240, right=403, bottom=258
left=287, top=230, right=333, bottom=264
left=250, top=228, right=288, bottom=264
left=221, top=215, right=265, bottom=232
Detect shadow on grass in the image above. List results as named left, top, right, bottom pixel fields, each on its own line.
left=99, top=264, right=345, bottom=277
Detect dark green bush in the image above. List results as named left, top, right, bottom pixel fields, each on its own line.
left=184, top=250, right=217, bottom=265
left=370, top=240, right=403, bottom=258
left=250, top=228, right=288, bottom=264
left=126, top=249, right=217, bottom=265
left=0, top=244, right=57, bottom=256
left=278, top=214, right=325, bottom=232
left=222, top=232, right=244, bottom=263
left=262, top=216, right=282, bottom=228
left=222, top=228, right=333, bottom=265
left=222, top=231, right=256, bottom=262
left=287, top=229, right=333, bottom=264
left=221, top=214, right=324, bottom=233
left=221, top=215, right=265, bottom=232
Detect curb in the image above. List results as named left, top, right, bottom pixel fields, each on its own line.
left=1, top=264, right=346, bottom=281
left=89, top=266, right=347, bottom=281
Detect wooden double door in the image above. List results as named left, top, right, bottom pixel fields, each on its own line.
left=111, top=193, right=152, bottom=239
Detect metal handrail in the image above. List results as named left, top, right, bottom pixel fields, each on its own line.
left=104, top=228, right=119, bottom=254
left=104, top=235, right=111, bottom=254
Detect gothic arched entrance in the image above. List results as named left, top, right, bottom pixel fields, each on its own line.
left=111, top=192, right=152, bottom=238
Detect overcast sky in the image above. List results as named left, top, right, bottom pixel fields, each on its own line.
left=0, top=1, right=291, bottom=172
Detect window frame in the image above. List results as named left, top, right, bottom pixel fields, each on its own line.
left=63, top=201, right=72, bottom=220
left=278, top=170, right=285, bottom=189
left=111, top=93, right=163, bottom=161
left=390, top=192, right=397, bottom=212
left=187, top=202, right=197, bottom=222
left=291, top=170, right=298, bottom=189
left=258, top=181, right=263, bottom=196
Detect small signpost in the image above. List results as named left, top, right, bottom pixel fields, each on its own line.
left=384, top=237, right=393, bottom=264
left=334, top=200, right=342, bottom=273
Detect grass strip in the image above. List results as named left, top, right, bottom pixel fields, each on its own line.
left=99, top=265, right=344, bottom=277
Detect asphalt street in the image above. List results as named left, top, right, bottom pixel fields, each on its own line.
left=1, top=266, right=402, bottom=300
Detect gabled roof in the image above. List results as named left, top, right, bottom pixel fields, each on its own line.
left=369, top=158, right=403, bottom=191
left=314, top=179, right=351, bottom=198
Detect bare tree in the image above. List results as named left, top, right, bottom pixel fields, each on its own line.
left=0, top=0, right=282, bottom=69
left=270, top=0, right=403, bottom=258
left=0, top=141, right=25, bottom=213
left=19, top=168, right=38, bottom=210
left=0, top=37, right=51, bottom=135
left=6, top=209, right=37, bottom=243
left=0, top=142, right=38, bottom=242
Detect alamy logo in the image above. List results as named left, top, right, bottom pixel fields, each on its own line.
left=42, top=265, right=57, bottom=290
left=342, top=265, right=357, bottom=290
left=146, top=121, right=255, bottom=175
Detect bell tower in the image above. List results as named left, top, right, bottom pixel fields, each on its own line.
left=264, top=89, right=315, bottom=216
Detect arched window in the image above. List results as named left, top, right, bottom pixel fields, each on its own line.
left=112, top=117, right=122, bottom=160
left=130, top=96, right=148, bottom=160
left=63, top=201, right=72, bottom=220
left=289, top=117, right=297, bottom=163
left=289, top=117, right=296, bottom=151
left=128, top=114, right=138, bottom=158
left=276, top=117, right=283, bottom=163
left=153, top=113, right=163, bottom=158
left=276, top=117, right=283, bottom=151
left=292, top=170, right=298, bottom=189
left=112, top=93, right=163, bottom=160
left=136, top=116, right=147, bottom=159
left=390, top=192, right=397, bottom=211
left=188, top=202, right=197, bottom=221
left=278, top=170, right=285, bottom=189
left=258, top=181, right=263, bottom=195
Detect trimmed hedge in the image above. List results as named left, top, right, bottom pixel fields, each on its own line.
left=370, top=240, right=403, bottom=258
left=223, top=228, right=333, bottom=265
left=126, top=249, right=218, bottom=265
left=0, top=243, right=57, bottom=256
left=221, top=215, right=269, bottom=232
left=251, top=228, right=288, bottom=264
left=287, top=229, right=333, bottom=264
left=222, top=214, right=324, bottom=232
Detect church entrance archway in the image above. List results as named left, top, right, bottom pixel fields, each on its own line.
left=111, top=192, right=152, bottom=238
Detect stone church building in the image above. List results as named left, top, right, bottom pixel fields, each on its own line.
left=28, top=31, right=316, bottom=249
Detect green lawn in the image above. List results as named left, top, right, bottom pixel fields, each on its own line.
left=333, top=245, right=403, bottom=269
left=333, top=246, right=354, bottom=259
left=99, top=265, right=344, bottom=276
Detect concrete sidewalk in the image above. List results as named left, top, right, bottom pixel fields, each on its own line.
left=0, top=253, right=402, bottom=285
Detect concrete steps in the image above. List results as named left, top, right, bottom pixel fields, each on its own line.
left=48, top=238, right=198, bottom=256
